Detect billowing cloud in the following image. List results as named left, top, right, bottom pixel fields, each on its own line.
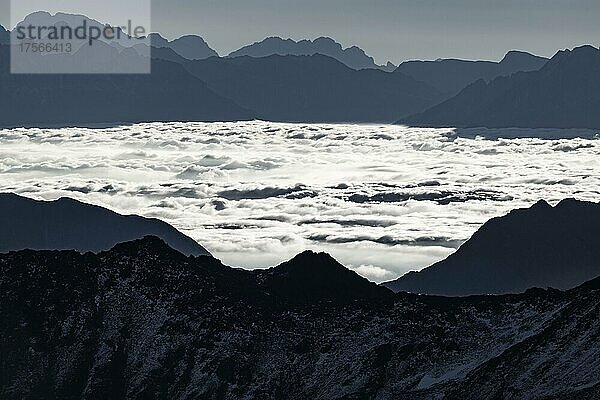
left=0, top=121, right=598, bottom=282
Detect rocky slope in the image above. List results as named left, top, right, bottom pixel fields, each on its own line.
left=1, top=236, right=598, bottom=399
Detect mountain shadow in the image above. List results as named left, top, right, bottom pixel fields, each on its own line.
left=400, top=45, right=600, bottom=129
left=0, top=193, right=210, bottom=256
left=1, top=235, right=599, bottom=399
left=395, top=50, right=548, bottom=97
left=228, top=36, right=392, bottom=71
left=383, top=199, right=600, bottom=296
left=184, top=54, right=444, bottom=122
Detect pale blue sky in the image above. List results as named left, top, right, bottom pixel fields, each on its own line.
left=2, top=0, right=599, bottom=63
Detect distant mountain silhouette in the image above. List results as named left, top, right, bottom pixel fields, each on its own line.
left=383, top=199, right=600, bottom=296
left=149, top=33, right=218, bottom=60
left=0, top=43, right=253, bottom=126
left=228, top=36, right=392, bottom=71
left=395, top=50, right=548, bottom=96
left=0, top=193, right=210, bottom=256
left=184, top=54, right=444, bottom=122
left=400, top=45, right=600, bottom=129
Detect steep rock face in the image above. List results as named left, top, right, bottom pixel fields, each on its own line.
left=0, top=193, right=210, bottom=256
left=384, top=199, right=600, bottom=296
left=1, top=237, right=599, bottom=399
left=400, top=45, right=600, bottom=129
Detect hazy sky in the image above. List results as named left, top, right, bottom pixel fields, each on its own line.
left=2, top=0, right=600, bottom=63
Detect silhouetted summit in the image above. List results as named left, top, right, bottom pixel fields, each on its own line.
left=0, top=193, right=210, bottom=256
left=228, top=36, right=390, bottom=70
left=383, top=199, right=600, bottom=296
left=150, top=33, right=219, bottom=60
left=400, top=45, right=600, bottom=129
left=395, top=50, right=547, bottom=96
left=257, top=250, right=392, bottom=305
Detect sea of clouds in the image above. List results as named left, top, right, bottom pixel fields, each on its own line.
left=0, top=121, right=598, bottom=282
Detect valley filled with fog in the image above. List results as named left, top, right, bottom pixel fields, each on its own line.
left=1, top=121, right=598, bottom=281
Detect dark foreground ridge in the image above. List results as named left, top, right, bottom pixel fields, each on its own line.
left=1, top=236, right=599, bottom=399
left=384, top=198, right=600, bottom=296
left=0, top=193, right=210, bottom=256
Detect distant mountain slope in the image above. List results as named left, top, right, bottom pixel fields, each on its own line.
left=150, top=33, right=219, bottom=60
left=1, top=236, right=599, bottom=399
left=400, top=45, right=600, bottom=129
left=0, top=194, right=210, bottom=256
left=383, top=199, right=600, bottom=296
left=228, top=36, right=392, bottom=71
left=0, top=44, right=253, bottom=126
left=396, top=50, right=548, bottom=96
left=184, top=54, right=444, bottom=122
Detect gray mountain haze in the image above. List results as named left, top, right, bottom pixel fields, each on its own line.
left=401, top=45, right=600, bottom=129
left=228, top=36, right=395, bottom=71
left=0, top=193, right=210, bottom=256
left=396, top=50, right=548, bottom=96
left=383, top=199, right=600, bottom=296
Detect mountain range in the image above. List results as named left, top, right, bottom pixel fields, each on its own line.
left=228, top=36, right=395, bottom=71
left=1, top=235, right=599, bottom=399
left=0, top=193, right=210, bottom=256
left=182, top=54, right=444, bottom=122
left=395, top=50, right=548, bottom=97
left=401, top=45, right=600, bottom=129
left=384, top=198, right=600, bottom=296
left=0, top=43, right=253, bottom=127
left=2, top=12, right=600, bottom=127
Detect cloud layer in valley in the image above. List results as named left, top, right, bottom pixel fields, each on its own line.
left=0, top=122, right=598, bottom=282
